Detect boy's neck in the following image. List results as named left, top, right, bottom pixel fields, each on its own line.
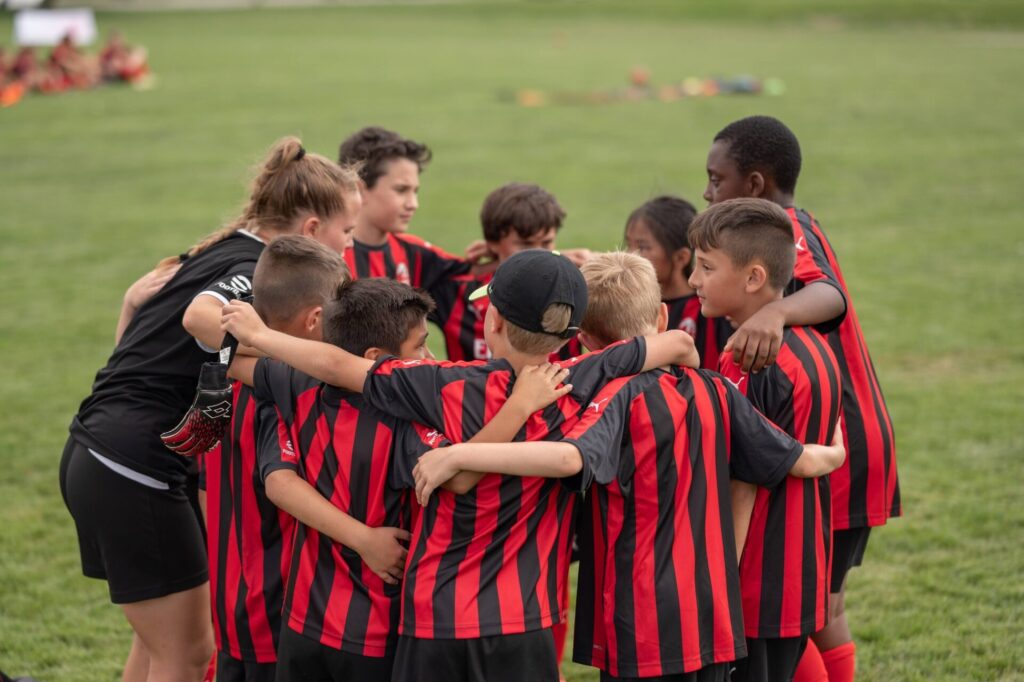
left=766, top=188, right=796, bottom=209
left=353, top=220, right=390, bottom=247
left=723, top=291, right=784, bottom=328
left=501, top=348, right=558, bottom=375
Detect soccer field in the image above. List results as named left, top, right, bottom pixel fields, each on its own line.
left=1, top=2, right=1022, bottom=679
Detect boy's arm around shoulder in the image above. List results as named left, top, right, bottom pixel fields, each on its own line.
left=788, top=416, right=846, bottom=478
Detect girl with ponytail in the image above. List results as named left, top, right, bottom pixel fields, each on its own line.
left=60, top=137, right=359, bottom=682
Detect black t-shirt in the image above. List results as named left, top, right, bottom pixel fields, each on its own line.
left=71, top=231, right=265, bottom=484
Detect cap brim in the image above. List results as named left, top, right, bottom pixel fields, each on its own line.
left=468, top=284, right=490, bottom=301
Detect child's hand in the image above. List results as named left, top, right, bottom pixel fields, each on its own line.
left=559, top=248, right=594, bottom=268
left=124, top=263, right=180, bottom=311
left=725, top=306, right=785, bottom=373
left=354, top=526, right=411, bottom=585
left=832, top=415, right=846, bottom=453
left=464, top=239, right=494, bottom=265
left=508, top=362, right=573, bottom=415
left=413, top=446, right=461, bottom=507
left=221, top=300, right=267, bottom=348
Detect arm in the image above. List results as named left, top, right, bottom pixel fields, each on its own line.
left=221, top=299, right=372, bottom=390
left=642, top=329, right=700, bottom=370
left=183, top=295, right=228, bottom=351
left=442, top=363, right=573, bottom=495
left=788, top=420, right=846, bottom=478
left=725, top=282, right=845, bottom=373
left=415, top=441, right=583, bottom=506
left=730, top=480, right=757, bottom=559
left=116, top=263, right=180, bottom=343
left=265, top=469, right=409, bottom=584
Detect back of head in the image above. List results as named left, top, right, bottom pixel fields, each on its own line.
left=337, top=126, right=432, bottom=189
left=714, top=116, right=802, bottom=196
left=581, top=252, right=661, bottom=345
left=160, top=136, right=360, bottom=267
left=625, top=195, right=698, bottom=275
left=480, top=183, right=566, bottom=243
left=253, top=234, right=349, bottom=326
left=322, top=278, right=435, bottom=357
left=689, top=198, right=796, bottom=290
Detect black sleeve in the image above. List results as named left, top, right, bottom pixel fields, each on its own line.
left=743, top=365, right=795, bottom=434
left=253, top=358, right=309, bottom=426
left=256, top=399, right=299, bottom=482
left=363, top=357, right=448, bottom=433
left=560, top=379, right=637, bottom=492
left=388, top=420, right=451, bottom=491
left=724, top=381, right=803, bottom=489
left=195, top=265, right=257, bottom=305
left=408, top=238, right=472, bottom=292
left=564, top=337, right=647, bottom=405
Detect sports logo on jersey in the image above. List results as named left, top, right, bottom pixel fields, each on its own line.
left=587, top=397, right=610, bottom=413
left=724, top=375, right=746, bottom=391
left=215, top=274, right=253, bottom=298
left=678, top=316, right=698, bottom=337
left=282, top=438, right=297, bottom=461
left=399, top=359, right=424, bottom=366
left=395, top=262, right=411, bottom=285
left=473, top=339, right=492, bottom=360
left=423, top=429, right=444, bottom=447
left=795, top=236, right=806, bottom=252
left=201, top=401, right=232, bottom=419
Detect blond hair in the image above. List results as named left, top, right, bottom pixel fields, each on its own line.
left=159, top=136, right=360, bottom=267
left=505, top=303, right=573, bottom=356
left=580, top=252, right=661, bottom=344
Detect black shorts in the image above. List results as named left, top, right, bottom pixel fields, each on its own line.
left=600, top=663, right=731, bottom=681
left=275, top=626, right=393, bottom=682
left=392, top=629, right=558, bottom=682
left=217, top=652, right=275, bottom=682
left=59, top=437, right=208, bottom=604
left=830, top=527, right=872, bottom=592
left=731, top=636, right=808, bottom=682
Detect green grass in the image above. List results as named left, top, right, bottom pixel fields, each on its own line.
left=2, top=2, right=1023, bottom=680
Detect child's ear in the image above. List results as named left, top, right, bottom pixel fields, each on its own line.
left=304, top=306, right=322, bottom=335
left=357, top=178, right=369, bottom=198
left=656, top=302, right=670, bottom=333
left=747, top=171, right=766, bottom=199
left=744, top=263, right=770, bottom=293
left=578, top=330, right=603, bottom=352
left=363, top=347, right=384, bottom=361
left=672, top=246, right=693, bottom=272
left=300, top=215, right=320, bottom=238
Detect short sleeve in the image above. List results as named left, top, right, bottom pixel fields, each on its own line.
left=253, top=358, right=300, bottom=425
left=560, top=377, right=636, bottom=492
left=562, top=337, right=647, bottom=405
left=363, top=357, right=448, bottom=432
left=193, top=267, right=256, bottom=306
left=398, top=234, right=471, bottom=292
left=724, top=382, right=803, bottom=489
left=256, top=399, right=299, bottom=482
left=787, top=216, right=847, bottom=334
left=388, top=420, right=451, bottom=491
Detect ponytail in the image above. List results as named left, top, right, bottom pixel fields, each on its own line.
left=157, top=136, right=360, bottom=267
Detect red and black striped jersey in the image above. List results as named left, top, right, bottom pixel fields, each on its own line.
left=786, top=207, right=899, bottom=529
left=253, top=359, right=442, bottom=657
left=719, top=326, right=842, bottom=638
left=343, top=232, right=469, bottom=289
left=361, top=338, right=648, bottom=640
left=430, top=271, right=584, bottom=363
left=664, top=294, right=734, bottom=371
left=202, top=381, right=295, bottom=663
left=561, top=367, right=805, bottom=676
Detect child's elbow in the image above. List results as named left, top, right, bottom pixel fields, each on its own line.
left=556, top=447, right=584, bottom=477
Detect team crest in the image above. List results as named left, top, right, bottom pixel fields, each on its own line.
left=395, top=262, right=411, bottom=285
left=679, top=316, right=697, bottom=337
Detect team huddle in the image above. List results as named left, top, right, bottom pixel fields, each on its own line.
left=60, top=117, right=900, bottom=682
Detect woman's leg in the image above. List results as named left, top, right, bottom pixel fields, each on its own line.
left=121, top=583, right=214, bottom=682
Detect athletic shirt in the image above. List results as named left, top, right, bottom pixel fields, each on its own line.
left=786, top=207, right=899, bottom=529
left=253, top=359, right=441, bottom=656
left=201, top=381, right=294, bottom=662
left=562, top=367, right=804, bottom=677
left=663, top=294, right=734, bottom=371
left=343, top=232, right=470, bottom=288
left=71, top=231, right=265, bottom=485
left=719, top=327, right=842, bottom=639
left=361, top=338, right=647, bottom=640
left=431, top=271, right=584, bottom=363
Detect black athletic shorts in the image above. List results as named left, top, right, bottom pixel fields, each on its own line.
left=392, top=629, right=558, bottom=682
left=830, top=527, right=872, bottom=592
left=275, top=626, right=393, bottom=682
left=731, top=636, right=807, bottom=682
left=600, top=663, right=731, bottom=681
left=217, top=652, right=275, bottom=682
left=59, top=437, right=208, bottom=604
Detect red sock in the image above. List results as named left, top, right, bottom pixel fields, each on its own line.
left=821, top=641, right=856, bottom=682
left=793, top=639, right=829, bottom=682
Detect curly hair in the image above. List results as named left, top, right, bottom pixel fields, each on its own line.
left=714, top=116, right=802, bottom=195
left=337, top=126, right=432, bottom=188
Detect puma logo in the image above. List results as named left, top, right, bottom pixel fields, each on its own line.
left=587, top=397, right=610, bottom=413
left=724, top=375, right=745, bottom=391
left=795, top=236, right=806, bottom=252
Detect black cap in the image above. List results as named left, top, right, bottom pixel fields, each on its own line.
left=469, top=250, right=587, bottom=339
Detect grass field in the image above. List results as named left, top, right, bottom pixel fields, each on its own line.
left=2, top=2, right=1023, bottom=679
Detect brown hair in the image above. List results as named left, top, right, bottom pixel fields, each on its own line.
left=688, top=198, right=796, bottom=290
left=252, top=235, right=349, bottom=327
left=323, top=278, right=435, bottom=357
left=580, top=252, right=661, bottom=345
left=480, top=183, right=565, bottom=243
left=338, top=126, right=432, bottom=189
left=159, top=136, right=360, bottom=267
left=625, top=195, right=698, bottom=277
left=504, top=304, right=573, bottom=356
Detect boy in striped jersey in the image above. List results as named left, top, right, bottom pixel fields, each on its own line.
left=688, top=198, right=843, bottom=681
left=705, top=116, right=900, bottom=682
left=220, top=249, right=703, bottom=682
left=200, top=235, right=349, bottom=681
left=408, top=251, right=846, bottom=682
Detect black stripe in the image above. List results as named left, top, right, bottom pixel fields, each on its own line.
left=758, top=484, right=787, bottom=635
left=253, top=408, right=285, bottom=651
left=301, top=402, right=341, bottom=639
left=571, top=490, right=600, bottom=666
left=613, top=435, right=639, bottom=675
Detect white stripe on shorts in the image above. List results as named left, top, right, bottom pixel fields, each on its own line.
left=88, top=449, right=170, bottom=490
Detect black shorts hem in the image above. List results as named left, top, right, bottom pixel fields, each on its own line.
left=110, top=570, right=209, bottom=604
